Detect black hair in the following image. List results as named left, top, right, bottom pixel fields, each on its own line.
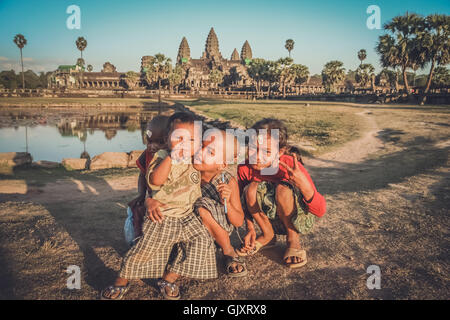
left=167, top=112, right=196, bottom=134
left=251, top=118, right=304, bottom=164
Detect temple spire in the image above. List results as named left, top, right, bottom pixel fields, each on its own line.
left=205, top=27, right=221, bottom=59
left=241, top=40, right=252, bottom=61
left=231, top=48, right=239, bottom=60
left=177, top=37, right=191, bottom=64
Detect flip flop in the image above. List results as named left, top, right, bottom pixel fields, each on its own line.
left=157, top=279, right=181, bottom=300
left=224, top=255, right=248, bottom=278
left=235, top=237, right=277, bottom=257
left=284, top=247, right=307, bottom=268
left=100, top=283, right=130, bottom=300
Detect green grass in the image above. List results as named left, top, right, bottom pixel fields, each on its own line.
left=187, top=100, right=365, bottom=155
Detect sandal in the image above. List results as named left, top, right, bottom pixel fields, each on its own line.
left=235, top=237, right=277, bottom=257
left=224, top=255, right=248, bottom=278
left=157, top=279, right=181, bottom=300
left=100, top=283, right=130, bottom=300
left=284, top=247, right=307, bottom=268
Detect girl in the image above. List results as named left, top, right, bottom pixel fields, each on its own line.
left=236, top=118, right=326, bottom=268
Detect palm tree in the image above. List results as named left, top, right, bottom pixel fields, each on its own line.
left=277, top=57, right=294, bottom=97
left=209, top=69, right=224, bottom=91
left=144, top=54, right=171, bottom=104
left=376, top=12, right=423, bottom=95
left=417, top=14, right=450, bottom=104
left=355, top=63, right=375, bottom=88
left=13, top=34, right=27, bottom=89
left=168, top=65, right=184, bottom=93
left=321, top=60, right=346, bottom=93
left=285, top=39, right=295, bottom=58
left=357, top=49, right=367, bottom=66
left=76, top=37, right=87, bottom=59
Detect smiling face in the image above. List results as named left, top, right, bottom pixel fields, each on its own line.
left=248, top=133, right=283, bottom=171
left=168, top=121, right=199, bottom=161
left=193, top=130, right=238, bottom=173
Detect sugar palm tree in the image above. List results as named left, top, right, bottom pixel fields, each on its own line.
left=76, top=37, right=87, bottom=59
left=321, top=60, right=346, bottom=93
left=144, top=54, right=172, bottom=104
left=376, top=12, right=423, bottom=95
left=209, top=69, right=224, bottom=91
left=13, top=34, right=27, bottom=89
left=285, top=39, right=295, bottom=58
left=357, top=49, right=367, bottom=66
left=355, top=63, right=375, bottom=89
left=417, top=14, right=450, bottom=104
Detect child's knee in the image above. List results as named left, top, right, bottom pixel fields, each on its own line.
left=275, top=184, right=294, bottom=206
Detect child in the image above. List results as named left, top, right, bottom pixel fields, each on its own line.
left=236, top=118, right=326, bottom=268
left=101, top=112, right=216, bottom=300
left=127, top=115, right=169, bottom=242
left=192, top=129, right=247, bottom=277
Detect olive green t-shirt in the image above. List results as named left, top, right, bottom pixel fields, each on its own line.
left=145, top=149, right=201, bottom=218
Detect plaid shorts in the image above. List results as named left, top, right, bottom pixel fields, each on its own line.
left=194, top=171, right=234, bottom=235
left=241, top=181, right=315, bottom=235
left=119, top=214, right=217, bottom=280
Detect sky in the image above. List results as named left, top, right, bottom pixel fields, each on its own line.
left=0, top=0, right=449, bottom=75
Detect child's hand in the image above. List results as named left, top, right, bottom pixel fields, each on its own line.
left=216, top=183, right=231, bottom=205
left=280, top=154, right=306, bottom=187
left=145, top=198, right=167, bottom=223
left=243, top=229, right=256, bottom=251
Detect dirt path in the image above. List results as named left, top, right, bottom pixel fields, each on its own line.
left=306, top=110, right=383, bottom=167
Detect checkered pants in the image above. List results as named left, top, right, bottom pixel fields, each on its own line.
left=119, top=214, right=217, bottom=280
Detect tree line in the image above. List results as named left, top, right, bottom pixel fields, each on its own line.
left=6, top=12, right=449, bottom=103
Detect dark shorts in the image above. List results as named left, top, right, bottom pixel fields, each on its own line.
left=241, top=181, right=315, bottom=235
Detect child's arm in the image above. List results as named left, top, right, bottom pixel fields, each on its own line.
left=149, top=154, right=172, bottom=186
left=128, top=172, right=147, bottom=208
left=217, top=177, right=244, bottom=227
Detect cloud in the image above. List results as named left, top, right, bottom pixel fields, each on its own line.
left=0, top=56, right=8, bottom=61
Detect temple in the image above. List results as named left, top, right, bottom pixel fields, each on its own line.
left=50, top=27, right=253, bottom=92
left=175, top=28, right=252, bottom=89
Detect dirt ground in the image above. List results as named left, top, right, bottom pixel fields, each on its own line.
left=0, top=102, right=449, bottom=300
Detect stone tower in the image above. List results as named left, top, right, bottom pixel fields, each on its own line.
left=241, top=40, right=252, bottom=61
left=204, top=27, right=222, bottom=60
left=231, top=48, right=239, bottom=61
left=177, top=37, right=191, bottom=64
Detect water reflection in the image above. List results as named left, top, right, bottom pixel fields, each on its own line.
left=0, top=108, right=158, bottom=162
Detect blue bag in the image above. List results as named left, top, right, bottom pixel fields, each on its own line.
left=124, top=206, right=135, bottom=247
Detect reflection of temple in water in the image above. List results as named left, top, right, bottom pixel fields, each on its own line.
left=56, top=112, right=153, bottom=141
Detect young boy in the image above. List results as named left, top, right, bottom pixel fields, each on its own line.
left=192, top=129, right=247, bottom=277
left=236, top=118, right=326, bottom=268
left=127, top=115, right=169, bottom=241
left=101, top=112, right=217, bottom=300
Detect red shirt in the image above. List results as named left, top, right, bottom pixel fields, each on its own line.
left=136, top=149, right=154, bottom=175
left=237, top=154, right=326, bottom=217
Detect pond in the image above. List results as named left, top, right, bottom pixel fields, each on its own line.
left=0, top=108, right=159, bottom=162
